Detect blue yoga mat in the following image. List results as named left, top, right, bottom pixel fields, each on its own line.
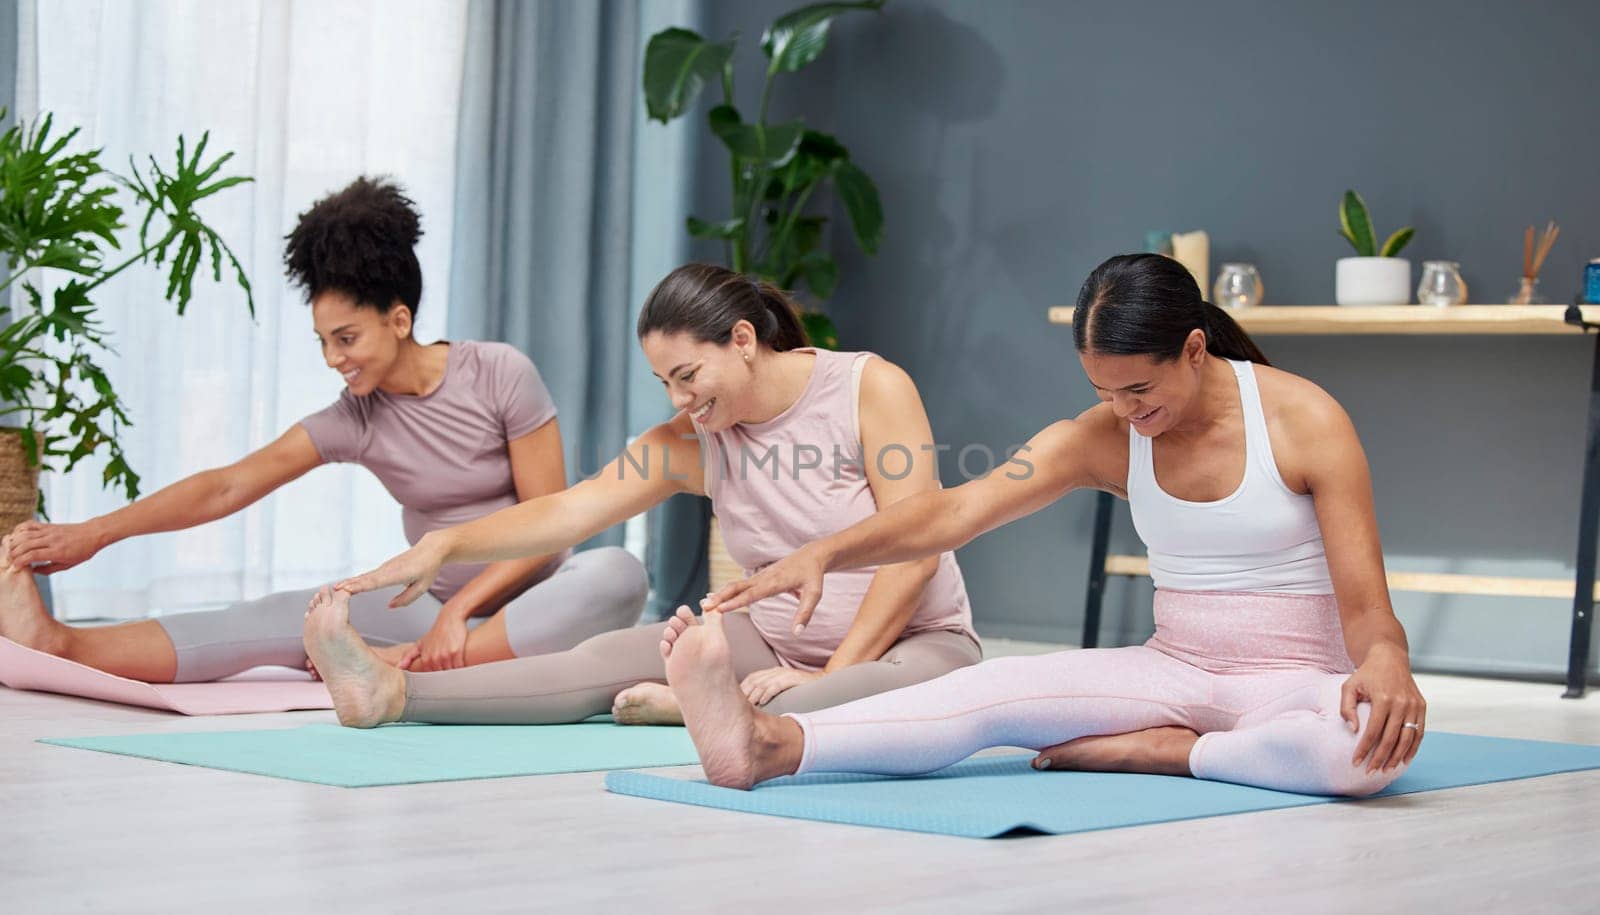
left=604, top=732, right=1600, bottom=838
left=42, top=719, right=698, bottom=787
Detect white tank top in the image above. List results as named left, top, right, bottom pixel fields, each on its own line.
left=1127, top=359, right=1334, bottom=595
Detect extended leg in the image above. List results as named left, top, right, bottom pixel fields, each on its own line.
left=665, top=612, right=1207, bottom=789
left=0, top=538, right=437, bottom=682
left=0, top=549, right=178, bottom=681
left=308, top=600, right=779, bottom=727
left=761, top=629, right=982, bottom=715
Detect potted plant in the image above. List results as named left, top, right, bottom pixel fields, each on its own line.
left=642, top=0, right=886, bottom=348
left=1335, top=189, right=1414, bottom=306
left=0, top=111, right=254, bottom=534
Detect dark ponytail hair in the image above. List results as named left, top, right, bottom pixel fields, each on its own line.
left=636, top=263, right=808, bottom=352
left=1071, top=253, right=1269, bottom=366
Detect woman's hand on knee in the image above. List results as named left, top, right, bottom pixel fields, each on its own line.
left=739, top=667, right=823, bottom=706
left=1341, top=647, right=1427, bottom=774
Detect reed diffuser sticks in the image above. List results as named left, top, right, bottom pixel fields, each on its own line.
left=1514, top=220, right=1560, bottom=304
left=1524, top=220, right=1560, bottom=279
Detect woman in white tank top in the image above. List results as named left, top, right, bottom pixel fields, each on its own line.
left=678, top=252, right=1427, bottom=798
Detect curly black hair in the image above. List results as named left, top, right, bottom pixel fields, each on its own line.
left=283, top=176, right=424, bottom=317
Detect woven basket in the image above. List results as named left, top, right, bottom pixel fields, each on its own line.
left=707, top=516, right=743, bottom=592
left=0, top=427, right=39, bottom=538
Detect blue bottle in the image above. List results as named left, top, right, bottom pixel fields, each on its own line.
left=1587, top=259, right=1600, bottom=305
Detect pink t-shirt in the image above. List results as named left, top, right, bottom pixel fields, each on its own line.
left=700, top=349, right=976, bottom=670
left=299, top=340, right=561, bottom=601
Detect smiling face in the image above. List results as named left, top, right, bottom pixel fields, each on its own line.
left=1078, top=329, right=1207, bottom=437
left=311, top=291, right=414, bottom=396
left=640, top=324, right=758, bottom=432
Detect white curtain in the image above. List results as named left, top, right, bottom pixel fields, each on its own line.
left=17, top=0, right=468, bottom=619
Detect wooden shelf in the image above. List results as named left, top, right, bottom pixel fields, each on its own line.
left=1103, top=554, right=1600, bottom=600
left=1047, top=304, right=1600, bottom=336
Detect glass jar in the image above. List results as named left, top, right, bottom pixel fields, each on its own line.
left=1417, top=261, right=1467, bottom=307
left=1213, top=263, right=1263, bottom=309
left=1509, top=276, right=1546, bottom=305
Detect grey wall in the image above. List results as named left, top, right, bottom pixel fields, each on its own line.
left=694, top=0, right=1600, bottom=678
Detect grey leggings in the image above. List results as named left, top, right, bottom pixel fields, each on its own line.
left=400, top=612, right=983, bottom=724
left=157, top=547, right=648, bottom=682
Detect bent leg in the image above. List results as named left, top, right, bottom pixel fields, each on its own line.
left=762, top=630, right=983, bottom=716
left=1190, top=673, right=1406, bottom=796
left=400, top=610, right=778, bottom=724
left=497, top=546, right=649, bottom=658
left=788, top=646, right=1210, bottom=776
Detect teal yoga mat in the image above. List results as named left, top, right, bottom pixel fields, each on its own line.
left=604, top=732, right=1600, bottom=838
left=42, top=719, right=698, bottom=787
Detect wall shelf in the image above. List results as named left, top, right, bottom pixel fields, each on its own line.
left=1046, top=304, right=1600, bottom=336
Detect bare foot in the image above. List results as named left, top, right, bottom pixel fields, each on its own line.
left=0, top=536, right=68, bottom=655
left=1032, top=726, right=1200, bottom=776
left=302, top=586, right=406, bottom=728
left=612, top=607, right=696, bottom=725
left=657, top=604, right=698, bottom=655
left=612, top=682, right=683, bottom=725
left=663, top=609, right=802, bottom=789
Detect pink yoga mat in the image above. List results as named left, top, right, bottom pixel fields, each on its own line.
left=0, top=637, right=333, bottom=715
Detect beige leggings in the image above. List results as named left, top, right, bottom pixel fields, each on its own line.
left=400, top=612, right=982, bottom=724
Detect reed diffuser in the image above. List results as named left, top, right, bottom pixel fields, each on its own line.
left=1512, top=220, right=1560, bottom=304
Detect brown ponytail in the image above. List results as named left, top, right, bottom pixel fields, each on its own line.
left=636, top=263, right=811, bottom=352
left=751, top=278, right=807, bottom=352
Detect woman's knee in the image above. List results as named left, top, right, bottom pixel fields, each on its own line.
left=568, top=547, right=649, bottom=619
left=1308, top=713, right=1406, bottom=797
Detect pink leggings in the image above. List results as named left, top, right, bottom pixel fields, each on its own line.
left=787, top=590, right=1408, bottom=797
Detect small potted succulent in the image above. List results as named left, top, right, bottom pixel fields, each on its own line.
left=1335, top=190, right=1414, bottom=306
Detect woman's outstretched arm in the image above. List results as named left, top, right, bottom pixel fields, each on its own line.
left=7, top=425, right=324, bottom=575
left=338, top=413, right=703, bottom=606
left=703, top=407, right=1124, bottom=630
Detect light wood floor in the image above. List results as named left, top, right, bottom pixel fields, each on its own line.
left=3, top=638, right=1599, bottom=914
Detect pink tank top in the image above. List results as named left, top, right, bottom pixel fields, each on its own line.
left=699, top=349, right=976, bottom=670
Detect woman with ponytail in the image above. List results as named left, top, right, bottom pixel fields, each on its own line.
left=669, top=252, right=1426, bottom=799
left=302, top=262, right=980, bottom=728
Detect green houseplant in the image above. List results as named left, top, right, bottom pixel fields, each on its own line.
left=642, top=0, right=886, bottom=348
left=1335, top=189, right=1415, bottom=306
left=1338, top=189, right=1413, bottom=259
left=0, top=111, right=254, bottom=531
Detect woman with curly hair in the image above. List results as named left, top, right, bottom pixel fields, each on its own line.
left=0, top=176, right=647, bottom=683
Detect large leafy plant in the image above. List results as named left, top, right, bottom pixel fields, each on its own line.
left=0, top=111, right=254, bottom=507
left=643, top=0, right=886, bottom=348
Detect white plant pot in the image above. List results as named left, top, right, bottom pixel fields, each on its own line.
left=1336, top=257, right=1412, bottom=306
